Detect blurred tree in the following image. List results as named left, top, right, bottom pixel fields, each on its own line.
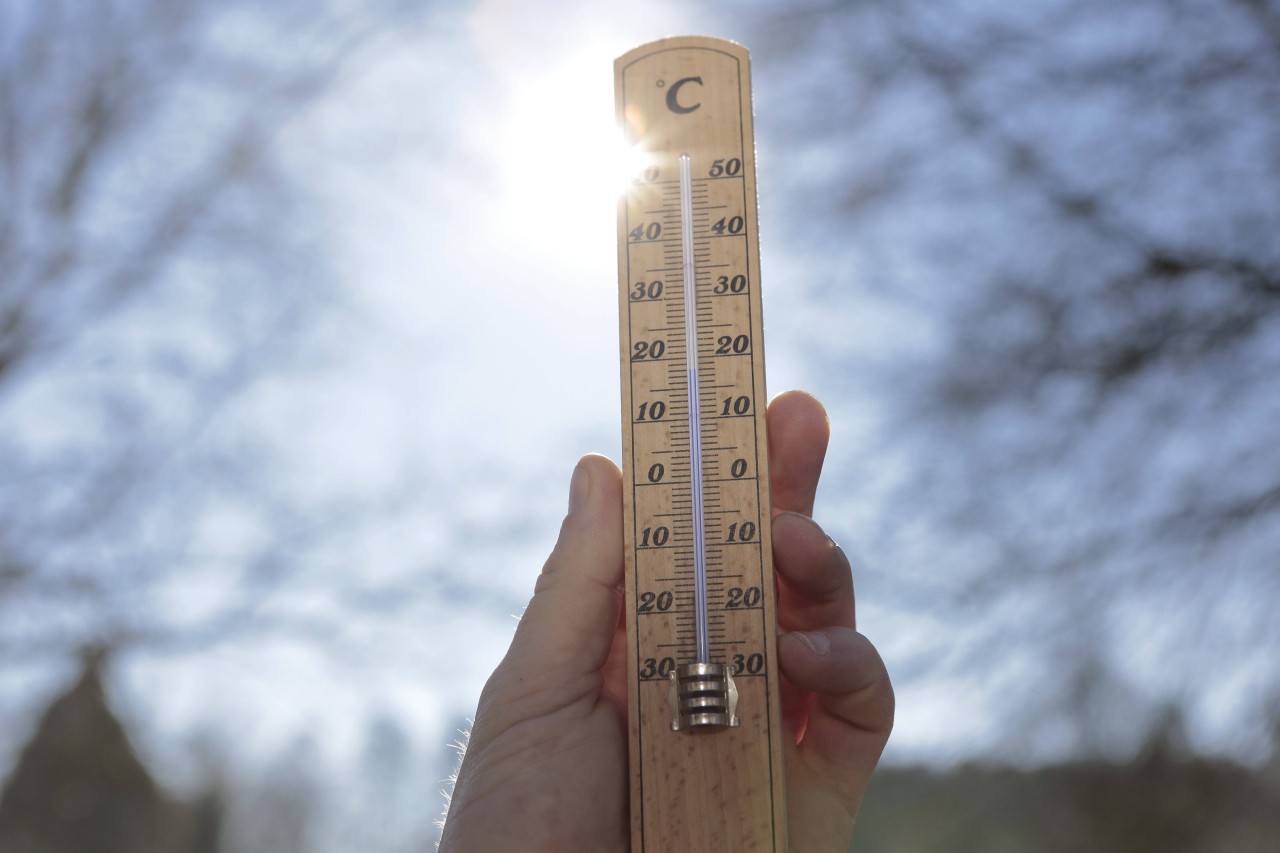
left=0, top=650, right=219, bottom=853
left=744, top=0, right=1280, bottom=757
left=851, top=728, right=1280, bottom=852
left=0, top=0, right=445, bottom=661
left=317, top=714, right=423, bottom=853
left=218, top=734, right=319, bottom=853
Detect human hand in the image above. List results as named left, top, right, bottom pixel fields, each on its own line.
left=768, top=391, right=895, bottom=850
left=438, top=391, right=893, bottom=852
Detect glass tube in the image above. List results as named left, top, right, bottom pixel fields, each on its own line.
left=678, top=153, right=710, bottom=666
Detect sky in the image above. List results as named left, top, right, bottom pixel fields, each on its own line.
left=2, top=0, right=1276, bottom=823
left=5, top=0, right=752, bottom=789
left=149, top=0, right=934, bottom=783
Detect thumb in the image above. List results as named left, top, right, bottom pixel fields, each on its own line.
left=494, top=454, right=624, bottom=693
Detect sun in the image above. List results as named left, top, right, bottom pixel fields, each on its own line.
left=488, top=46, right=650, bottom=274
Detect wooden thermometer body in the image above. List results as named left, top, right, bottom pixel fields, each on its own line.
left=616, top=36, right=787, bottom=851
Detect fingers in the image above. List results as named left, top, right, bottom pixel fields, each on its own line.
left=773, top=512, right=856, bottom=633
left=778, top=626, right=894, bottom=800
left=767, top=390, right=830, bottom=517
left=773, top=511, right=859, bottom=732
left=486, top=455, right=624, bottom=707
left=767, top=393, right=892, bottom=820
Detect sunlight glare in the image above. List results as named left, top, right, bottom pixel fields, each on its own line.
left=489, top=47, right=649, bottom=275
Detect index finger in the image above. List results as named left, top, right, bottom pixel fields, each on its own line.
left=767, top=390, right=830, bottom=517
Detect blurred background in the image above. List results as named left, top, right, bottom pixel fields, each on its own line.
left=1, top=0, right=1278, bottom=850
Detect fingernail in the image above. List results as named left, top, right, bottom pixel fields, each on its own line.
left=568, top=459, right=591, bottom=514
left=790, top=630, right=830, bottom=656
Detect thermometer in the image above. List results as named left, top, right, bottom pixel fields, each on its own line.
left=616, top=36, right=787, bottom=851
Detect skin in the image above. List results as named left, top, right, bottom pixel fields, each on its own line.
left=439, top=391, right=894, bottom=852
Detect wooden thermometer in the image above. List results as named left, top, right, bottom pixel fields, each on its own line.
left=615, top=36, right=786, bottom=851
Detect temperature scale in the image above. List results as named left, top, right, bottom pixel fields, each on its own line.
left=616, top=36, right=787, bottom=851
